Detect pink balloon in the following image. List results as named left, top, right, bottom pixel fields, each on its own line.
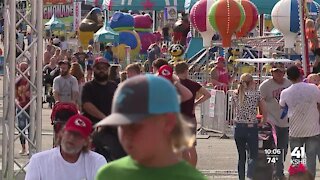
left=190, top=0, right=215, bottom=47
left=190, top=0, right=207, bottom=32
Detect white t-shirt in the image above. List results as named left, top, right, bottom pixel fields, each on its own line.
left=53, top=75, right=79, bottom=102
left=60, top=41, right=68, bottom=51
left=279, top=82, right=320, bottom=137
left=25, top=147, right=107, bottom=180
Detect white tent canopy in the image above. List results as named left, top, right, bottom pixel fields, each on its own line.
left=235, top=58, right=293, bottom=64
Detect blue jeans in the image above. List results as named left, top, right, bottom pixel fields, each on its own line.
left=289, top=134, right=320, bottom=178
left=16, top=108, right=30, bottom=145
left=275, top=126, right=289, bottom=177
left=234, top=123, right=258, bottom=180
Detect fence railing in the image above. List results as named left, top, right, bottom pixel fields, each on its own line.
left=194, top=72, right=272, bottom=138
left=198, top=89, right=236, bottom=138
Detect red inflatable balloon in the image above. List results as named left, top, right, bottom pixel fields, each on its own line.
left=236, top=0, right=258, bottom=38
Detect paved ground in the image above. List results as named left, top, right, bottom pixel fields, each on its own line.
left=1, top=82, right=319, bottom=179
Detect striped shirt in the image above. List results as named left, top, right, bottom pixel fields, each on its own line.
left=279, top=82, right=320, bottom=137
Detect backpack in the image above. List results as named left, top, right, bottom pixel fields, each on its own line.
left=91, top=127, right=127, bottom=162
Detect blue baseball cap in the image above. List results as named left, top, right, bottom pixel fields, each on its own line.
left=96, top=75, right=180, bottom=126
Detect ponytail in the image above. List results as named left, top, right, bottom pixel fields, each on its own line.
left=237, top=82, right=247, bottom=106
left=237, top=73, right=253, bottom=106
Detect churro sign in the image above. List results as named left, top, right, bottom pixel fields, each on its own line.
left=43, top=0, right=74, bottom=31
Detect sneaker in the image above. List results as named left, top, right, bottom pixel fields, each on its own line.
left=22, top=151, right=29, bottom=156
left=19, top=149, right=26, bottom=154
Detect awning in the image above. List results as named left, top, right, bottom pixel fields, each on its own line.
left=251, top=0, right=320, bottom=14
left=184, top=0, right=320, bottom=15
left=236, top=58, right=293, bottom=64
left=102, top=0, right=185, bottom=11
left=83, top=0, right=104, bottom=7
left=94, top=23, right=119, bottom=43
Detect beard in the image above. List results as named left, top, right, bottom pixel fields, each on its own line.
left=60, top=70, right=68, bottom=77
left=61, top=138, right=83, bottom=155
left=94, top=72, right=109, bottom=82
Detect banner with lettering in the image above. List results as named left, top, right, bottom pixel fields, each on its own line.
left=43, top=0, right=74, bottom=31
left=73, top=2, right=81, bottom=31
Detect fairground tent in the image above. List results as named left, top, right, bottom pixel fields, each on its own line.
left=96, top=0, right=185, bottom=11
left=44, top=14, right=65, bottom=31
left=94, top=23, right=119, bottom=43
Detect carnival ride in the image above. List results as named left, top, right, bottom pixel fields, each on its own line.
left=187, top=0, right=320, bottom=80
left=79, top=0, right=320, bottom=79
left=80, top=0, right=319, bottom=74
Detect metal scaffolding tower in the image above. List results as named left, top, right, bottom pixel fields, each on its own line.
left=1, top=0, right=43, bottom=179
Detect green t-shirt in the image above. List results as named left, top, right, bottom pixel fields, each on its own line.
left=95, top=156, right=207, bottom=180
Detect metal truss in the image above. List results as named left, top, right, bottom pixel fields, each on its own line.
left=1, top=0, right=43, bottom=179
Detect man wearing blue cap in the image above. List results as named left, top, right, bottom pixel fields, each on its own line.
left=95, top=75, right=207, bottom=180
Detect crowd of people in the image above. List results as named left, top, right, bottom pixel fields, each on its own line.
left=9, top=30, right=318, bottom=179
left=14, top=35, right=215, bottom=179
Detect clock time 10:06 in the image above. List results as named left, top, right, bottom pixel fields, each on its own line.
left=264, top=148, right=281, bottom=155
left=264, top=149, right=282, bottom=164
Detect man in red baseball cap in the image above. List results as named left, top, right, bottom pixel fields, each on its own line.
left=158, top=65, right=173, bottom=82
left=25, top=115, right=106, bottom=180
left=210, top=56, right=237, bottom=91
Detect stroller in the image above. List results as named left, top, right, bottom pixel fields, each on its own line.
left=253, top=115, right=277, bottom=180
left=50, top=102, right=78, bottom=146
left=258, top=122, right=277, bottom=152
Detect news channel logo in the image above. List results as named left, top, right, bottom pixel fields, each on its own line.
left=290, top=147, right=306, bottom=165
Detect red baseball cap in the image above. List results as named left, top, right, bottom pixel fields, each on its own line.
left=214, top=56, right=225, bottom=64
left=93, top=57, right=110, bottom=67
left=158, top=65, right=173, bottom=81
left=64, top=114, right=92, bottom=138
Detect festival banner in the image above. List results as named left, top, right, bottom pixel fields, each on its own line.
left=73, top=2, right=81, bottom=31
left=43, top=0, right=74, bottom=31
